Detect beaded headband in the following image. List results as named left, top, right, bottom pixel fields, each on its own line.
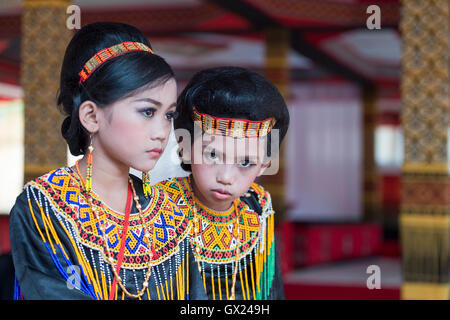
left=193, top=107, right=276, bottom=139
left=78, top=41, right=153, bottom=85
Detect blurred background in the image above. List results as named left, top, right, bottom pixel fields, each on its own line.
left=0, top=0, right=447, bottom=300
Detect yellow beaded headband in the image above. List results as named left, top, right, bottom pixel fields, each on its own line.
left=78, top=41, right=153, bottom=85
left=193, top=107, right=276, bottom=138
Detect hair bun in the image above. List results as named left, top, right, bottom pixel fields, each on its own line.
left=61, top=115, right=72, bottom=138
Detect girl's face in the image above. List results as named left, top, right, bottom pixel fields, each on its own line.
left=190, top=134, right=269, bottom=211
left=94, top=78, right=178, bottom=172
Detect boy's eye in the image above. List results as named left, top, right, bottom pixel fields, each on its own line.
left=238, top=158, right=255, bottom=168
left=205, top=149, right=219, bottom=163
left=140, top=108, right=156, bottom=118
left=165, top=111, right=179, bottom=121
left=208, top=150, right=217, bottom=160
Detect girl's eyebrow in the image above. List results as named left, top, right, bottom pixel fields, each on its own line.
left=134, top=98, right=161, bottom=107
left=133, top=98, right=177, bottom=108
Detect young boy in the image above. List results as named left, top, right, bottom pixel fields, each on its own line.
left=157, top=66, right=289, bottom=300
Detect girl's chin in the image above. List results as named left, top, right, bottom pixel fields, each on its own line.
left=129, top=162, right=157, bottom=173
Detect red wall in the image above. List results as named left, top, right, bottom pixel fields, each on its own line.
left=0, top=215, right=10, bottom=254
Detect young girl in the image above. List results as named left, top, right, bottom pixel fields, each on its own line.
left=9, top=22, right=205, bottom=300
left=157, top=66, right=289, bottom=300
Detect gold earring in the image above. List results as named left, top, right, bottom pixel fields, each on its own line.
left=85, top=135, right=94, bottom=192
left=142, top=171, right=152, bottom=198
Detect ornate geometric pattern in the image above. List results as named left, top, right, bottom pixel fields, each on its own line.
left=78, top=41, right=153, bottom=84
left=28, top=167, right=190, bottom=269
left=193, top=107, right=276, bottom=139
left=400, top=0, right=450, bottom=298
left=22, top=0, right=71, bottom=181
left=157, top=176, right=274, bottom=264
left=244, top=0, right=399, bottom=27
left=400, top=0, right=449, bottom=166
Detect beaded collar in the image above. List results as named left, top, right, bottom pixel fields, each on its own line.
left=158, top=176, right=267, bottom=264
left=28, top=167, right=190, bottom=269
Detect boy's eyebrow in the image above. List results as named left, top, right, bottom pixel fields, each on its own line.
left=133, top=98, right=176, bottom=108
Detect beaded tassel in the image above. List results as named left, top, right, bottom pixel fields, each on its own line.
left=85, top=145, right=94, bottom=192
left=142, top=171, right=152, bottom=198
left=217, top=265, right=222, bottom=300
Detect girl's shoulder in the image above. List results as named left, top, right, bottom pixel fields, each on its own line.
left=24, top=166, right=77, bottom=196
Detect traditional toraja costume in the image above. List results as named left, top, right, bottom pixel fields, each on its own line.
left=157, top=177, right=284, bottom=300
left=9, top=167, right=206, bottom=300
left=9, top=41, right=206, bottom=300
left=156, top=109, right=284, bottom=300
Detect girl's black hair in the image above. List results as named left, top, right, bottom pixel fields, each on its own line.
left=174, top=66, right=290, bottom=171
left=58, top=22, right=175, bottom=156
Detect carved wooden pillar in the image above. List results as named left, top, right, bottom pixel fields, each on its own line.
left=400, top=0, right=450, bottom=300
left=262, top=27, right=290, bottom=221
left=22, top=0, right=71, bottom=183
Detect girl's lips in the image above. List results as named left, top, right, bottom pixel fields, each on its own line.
left=211, top=189, right=232, bottom=200
left=147, top=148, right=162, bottom=158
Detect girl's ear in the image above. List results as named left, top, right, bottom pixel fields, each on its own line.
left=78, top=100, right=101, bottom=134
left=257, top=161, right=271, bottom=177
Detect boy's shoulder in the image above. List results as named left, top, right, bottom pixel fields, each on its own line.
left=248, top=182, right=274, bottom=215
left=156, top=176, right=191, bottom=193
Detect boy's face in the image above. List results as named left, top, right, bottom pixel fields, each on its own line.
left=190, top=134, right=269, bottom=211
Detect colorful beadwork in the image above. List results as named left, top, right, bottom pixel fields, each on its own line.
left=78, top=41, right=153, bottom=85
left=192, top=107, right=276, bottom=139
left=85, top=145, right=93, bottom=192
left=30, top=168, right=189, bottom=268
left=157, top=176, right=276, bottom=300
left=21, top=167, right=192, bottom=300
left=142, top=171, right=152, bottom=198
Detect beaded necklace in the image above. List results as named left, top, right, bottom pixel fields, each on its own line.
left=189, top=182, right=242, bottom=300
left=75, top=160, right=154, bottom=299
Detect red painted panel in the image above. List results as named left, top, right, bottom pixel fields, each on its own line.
left=0, top=215, right=10, bottom=254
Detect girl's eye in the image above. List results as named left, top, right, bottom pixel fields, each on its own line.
left=140, top=108, right=156, bottom=118
left=165, top=111, right=179, bottom=121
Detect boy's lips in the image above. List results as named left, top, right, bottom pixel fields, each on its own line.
left=211, top=188, right=232, bottom=200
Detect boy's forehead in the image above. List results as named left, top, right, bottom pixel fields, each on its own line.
left=198, top=134, right=265, bottom=156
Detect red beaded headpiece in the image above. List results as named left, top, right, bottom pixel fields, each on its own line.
left=193, top=107, right=276, bottom=139
left=78, top=41, right=153, bottom=85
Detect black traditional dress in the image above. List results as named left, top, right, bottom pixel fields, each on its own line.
left=9, top=167, right=206, bottom=300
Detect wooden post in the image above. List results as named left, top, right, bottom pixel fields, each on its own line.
left=22, top=0, right=71, bottom=183
left=262, top=26, right=290, bottom=221
left=400, top=0, right=450, bottom=300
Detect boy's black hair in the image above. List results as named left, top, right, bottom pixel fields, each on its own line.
left=174, top=66, right=290, bottom=172
left=58, top=22, right=174, bottom=156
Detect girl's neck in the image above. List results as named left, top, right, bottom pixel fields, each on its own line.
left=74, top=150, right=130, bottom=213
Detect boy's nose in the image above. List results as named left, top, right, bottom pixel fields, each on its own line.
left=216, top=165, right=234, bottom=185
